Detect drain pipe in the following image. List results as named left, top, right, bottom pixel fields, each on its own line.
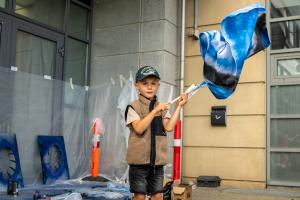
left=179, top=0, right=186, bottom=183
left=194, top=0, right=198, bottom=34
left=178, top=0, right=198, bottom=183
left=193, top=0, right=199, bottom=39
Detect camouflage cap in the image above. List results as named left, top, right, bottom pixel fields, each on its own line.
left=135, top=66, right=160, bottom=82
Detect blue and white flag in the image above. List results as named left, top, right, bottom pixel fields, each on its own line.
left=199, top=3, right=270, bottom=99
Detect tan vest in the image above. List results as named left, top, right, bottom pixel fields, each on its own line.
left=126, top=95, right=168, bottom=165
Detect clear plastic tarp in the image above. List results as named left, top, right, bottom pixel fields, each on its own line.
left=0, top=66, right=177, bottom=190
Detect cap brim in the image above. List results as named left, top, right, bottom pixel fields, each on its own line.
left=136, top=74, right=160, bottom=82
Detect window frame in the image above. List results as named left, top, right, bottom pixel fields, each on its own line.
left=270, top=53, right=300, bottom=85
left=11, top=17, right=65, bottom=79
left=269, top=2, right=300, bottom=52
left=0, top=0, right=92, bottom=85
left=66, top=0, right=91, bottom=86
left=267, top=0, right=300, bottom=187
left=64, top=37, right=89, bottom=86
left=269, top=18, right=300, bottom=51
left=270, top=0, right=300, bottom=21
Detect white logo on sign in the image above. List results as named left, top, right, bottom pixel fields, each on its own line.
left=215, top=115, right=222, bottom=120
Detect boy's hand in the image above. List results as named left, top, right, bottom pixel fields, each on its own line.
left=178, top=93, right=188, bottom=107
left=154, top=103, right=169, bottom=113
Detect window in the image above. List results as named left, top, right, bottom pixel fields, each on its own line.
left=271, top=0, right=300, bottom=18
left=277, top=58, right=300, bottom=76
left=271, top=53, right=300, bottom=84
left=64, top=1, right=90, bottom=86
left=270, top=152, right=300, bottom=184
left=15, top=0, right=66, bottom=30
left=64, top=38, right=87, bottom=86
left=69, top=2, right=89, bottom=40
left=270, top=119, right=300, bottom=148
left=270, top=1, right=300, bottom=50
left=0, top=0, right=93, bottom=85
left=270, top=20, right=300, bottom=50
left=270, top=85, right=300, bottom=115
left=15, top=31, right=56, bottom=77
left=0, top=0, right=5, bottom=8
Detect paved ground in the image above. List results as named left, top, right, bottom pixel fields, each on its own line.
left=192, top=187, right=300, bottom=200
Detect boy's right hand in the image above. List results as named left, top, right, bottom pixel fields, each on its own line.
left=154, top=103, right=169, bottom=113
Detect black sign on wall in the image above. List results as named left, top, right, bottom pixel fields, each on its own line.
left=211, top=106, right=226, bottom=126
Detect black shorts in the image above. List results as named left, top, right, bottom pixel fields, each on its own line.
left=129, top=165, right=164, bottom=196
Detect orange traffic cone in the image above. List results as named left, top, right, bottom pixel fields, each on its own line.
left=91, top=118, right=102, bottom=177
left=82, top=118, right=110, bottom=182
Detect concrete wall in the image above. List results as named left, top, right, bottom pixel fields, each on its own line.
left=90, top=0, right=180, bottom=177
left=183, top=0, right=267, bottom=189
left=91, top=0, right=179, bottom=87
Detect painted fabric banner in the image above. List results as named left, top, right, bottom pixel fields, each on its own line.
left=199, top=2, right=270, bottom=99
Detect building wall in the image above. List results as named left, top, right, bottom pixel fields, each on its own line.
left=91, top=0, right=179, bottom=87
left=183, top=0, right=267, bottom=188
left=90, top=0, right=180, bottom=177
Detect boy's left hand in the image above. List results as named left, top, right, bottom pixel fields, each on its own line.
left=178, top=93, right=188, bottom=107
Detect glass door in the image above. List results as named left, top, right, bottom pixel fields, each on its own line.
left=267, top=0, right=300, bottom=187
left=10, top=18, right=65, bottom=135
left=0, top=0, right=5, bottom=8
left=269, top=54, right=300, bottom=186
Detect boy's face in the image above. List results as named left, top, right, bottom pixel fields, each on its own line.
left=135, top=76, right=160, bottom=99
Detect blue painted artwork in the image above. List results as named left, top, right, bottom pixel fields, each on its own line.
left=0, top=133, right=24, bottom=191
left=37, top=136, right=69, bottom=184
left=199, top=3, right=270, bottom=99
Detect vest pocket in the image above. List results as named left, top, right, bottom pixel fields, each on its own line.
left=152, top=116, right=166, bottom=136
left=127, top=137, right=147, bottom=164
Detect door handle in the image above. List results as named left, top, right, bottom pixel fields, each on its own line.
left=58, top=46, right=65, bottom=57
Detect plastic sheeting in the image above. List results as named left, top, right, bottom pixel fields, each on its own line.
left=89, top=75, right=176, bottom=181
left=0, top=66, right=176, bottom=188
left=0, top=66, right=89, bottom=186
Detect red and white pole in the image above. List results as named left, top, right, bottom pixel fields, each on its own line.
left=173, top=120, right=181, bottom=181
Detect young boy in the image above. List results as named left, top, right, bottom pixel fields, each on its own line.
left=125, top=66, right=188, bottom=200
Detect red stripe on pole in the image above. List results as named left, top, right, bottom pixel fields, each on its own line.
left=173, top=120, right=181, bottom=181
left=174, top=120, right=181, bottom=140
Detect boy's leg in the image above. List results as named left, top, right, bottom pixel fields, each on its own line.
left=133, top=193, right=147, bottom=200
left=129, top=165, right=149, bottom=198
left=148, top=166, right=164, bottom=200
left=150, top=192, right=162, bottom=200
